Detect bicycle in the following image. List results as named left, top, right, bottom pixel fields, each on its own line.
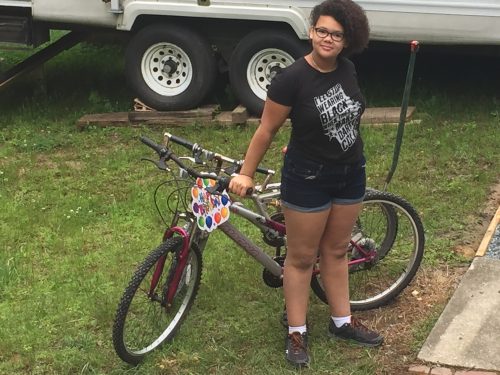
left=112, top=132, right=425, bottom=365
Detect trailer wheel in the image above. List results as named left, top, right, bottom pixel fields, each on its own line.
left=125, top=24, right=217, bottom=111
left=229, top=30, right=308, bottom=116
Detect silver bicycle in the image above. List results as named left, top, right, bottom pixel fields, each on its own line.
left=112, top=132, right=425, bottom=365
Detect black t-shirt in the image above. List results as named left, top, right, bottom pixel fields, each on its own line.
left=267, top=56, right=365, bottom=163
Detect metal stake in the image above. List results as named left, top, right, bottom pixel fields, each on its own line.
left=384, top=40, right=420, bottom=190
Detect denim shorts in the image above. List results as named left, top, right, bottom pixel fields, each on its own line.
left=280, top=147, right=366, bottom=213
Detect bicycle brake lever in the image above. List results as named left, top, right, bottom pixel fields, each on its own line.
left=224, top=165, right=239, bottom=175
left=193, top=149, right=204, bottom=164
left=157, top=158, right=169, bottom=171
left=140, top=157, right=170, bottom=171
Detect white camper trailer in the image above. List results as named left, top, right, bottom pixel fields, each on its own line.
left=1, top=0, right=499, bottom=114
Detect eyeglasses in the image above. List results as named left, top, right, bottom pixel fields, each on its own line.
left=314, top=27, right=344, bottom=42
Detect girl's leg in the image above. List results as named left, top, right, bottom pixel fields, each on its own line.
left=318, top=202, right=362, bottom=317
left=282, top=206, right=331, bottom=327
left=319, top=202, right=383, bottom=347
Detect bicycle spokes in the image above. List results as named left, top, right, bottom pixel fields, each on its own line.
left=113, top=239, right=203, bottom=365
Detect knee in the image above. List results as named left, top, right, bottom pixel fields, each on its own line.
left=321, top=244, right=349, bottom=260
left=285, top=251, right=316, bottom=271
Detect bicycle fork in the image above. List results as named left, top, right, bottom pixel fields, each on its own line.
left=149, top=227, right=191, bottom=307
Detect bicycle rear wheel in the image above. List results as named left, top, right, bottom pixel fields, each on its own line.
left=311, top=189, right=425, bottom=310
left=112, top=237, right=202, bottom=365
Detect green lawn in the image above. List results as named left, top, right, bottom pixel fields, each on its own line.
left=0, top=41, right=498, bottom=374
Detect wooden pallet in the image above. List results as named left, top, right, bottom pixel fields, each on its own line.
left=76, top=102, right=416, bottom=130
left=77, top=104, right=217, bottom=130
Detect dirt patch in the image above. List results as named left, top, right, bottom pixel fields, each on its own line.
left=364, top=266, right=467, bottom=374
left=35, top=154, right=58, bottom=170
left=34, top=154, right=85, bottom=171
left=365, top=180, right=500, bottom=374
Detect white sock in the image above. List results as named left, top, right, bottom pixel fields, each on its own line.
left=332, top=315, right=351, bottom=328
left=288, top=324, right=307, bottom=335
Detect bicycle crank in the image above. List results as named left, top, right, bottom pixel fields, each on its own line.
left=262, top=255, right=285, bottom=288
left=262, top=212, right=285, bottom=247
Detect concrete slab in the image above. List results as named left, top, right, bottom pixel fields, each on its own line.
left=418, top=256, right=500, bottom=370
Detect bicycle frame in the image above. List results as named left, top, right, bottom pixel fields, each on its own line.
left=139, top=134, right=379, bottom=308
left=159, top=193, right=285, bottom=303
left=155, top=188, right=378, bottom=307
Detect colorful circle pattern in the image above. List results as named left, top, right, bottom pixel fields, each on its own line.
left=191, top=177, right=231, bottom=232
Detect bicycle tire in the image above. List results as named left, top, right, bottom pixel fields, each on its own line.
left=112, top=236, right=202, bottom=365
left=311, top=189, right=425, bottom=310
left=365, top=188, right=399, bottom=257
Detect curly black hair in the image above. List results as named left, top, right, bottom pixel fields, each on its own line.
left=310, top=0, right=370, bottom=56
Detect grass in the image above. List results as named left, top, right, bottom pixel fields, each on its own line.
left=0, top=40, right=499, bottom=374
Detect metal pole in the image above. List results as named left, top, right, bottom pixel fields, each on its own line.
left=384, top=41, right=420, bottom=190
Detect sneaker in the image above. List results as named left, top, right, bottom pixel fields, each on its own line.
left=329, top=317, right=383, bottom=347
left=285, top=332, right=309, bottom=367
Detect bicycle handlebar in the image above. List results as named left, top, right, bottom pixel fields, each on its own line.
left=140, top=135, right=166, bottom=156
left=140, top=135, right=253, bottom=195
left=165, top=132, right=196, bottom=151
left=164, top=132, right=274, bottom=176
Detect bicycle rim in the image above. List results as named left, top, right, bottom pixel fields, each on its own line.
left=350, top=191, right=424, bottom=309
left=112, top=237, right=202, bottom=364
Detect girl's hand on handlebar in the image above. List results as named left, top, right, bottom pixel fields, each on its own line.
left=229, top=174, right=254, bottom=197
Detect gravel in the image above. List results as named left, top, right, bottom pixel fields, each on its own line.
left=485, top=224, right=500, bottom=259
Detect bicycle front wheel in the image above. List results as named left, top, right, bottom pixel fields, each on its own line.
left=311, top=189, right=425, bottom=310
left=112, top=237, right=202, bottom=365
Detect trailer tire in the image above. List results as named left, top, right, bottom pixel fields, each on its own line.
left=125, top=24, right=217, bottom=111
left=229, top=29, right=308, bottom=116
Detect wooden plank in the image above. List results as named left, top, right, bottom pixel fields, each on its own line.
left=214, top=106, right=249, bottom=125
left=76, top=112, right=130, bottom=130
left=76, top=105, right=416, bottom=130
left=77, top=114, right=213, bottom=129
left=128, top=105, right=216, bottom=121
left=214, top=111, right=233, bottom=125
left=476, top=205, right=500, bottom=257
left=361, top=106, right=416, bottom=125
left=231, top=105, right=249, bottom=124
left=138, top=116, right=213, bottom=126
left=246, top=117, right=260, bottom=126
left=76, top=105, right=217, bottom=130
left=245, top=106, right=416, bottom=127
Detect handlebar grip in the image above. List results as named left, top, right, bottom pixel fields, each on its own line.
left=255, top=166, right=270, bottom=175
left=166, top=133, right=195, bottom=150
left=140, top=136, right=164, bottom=155
left=219, top=176, right=253, bottom=196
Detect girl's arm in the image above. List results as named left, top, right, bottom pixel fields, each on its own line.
left=229, top=99, right=291, bottom=197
